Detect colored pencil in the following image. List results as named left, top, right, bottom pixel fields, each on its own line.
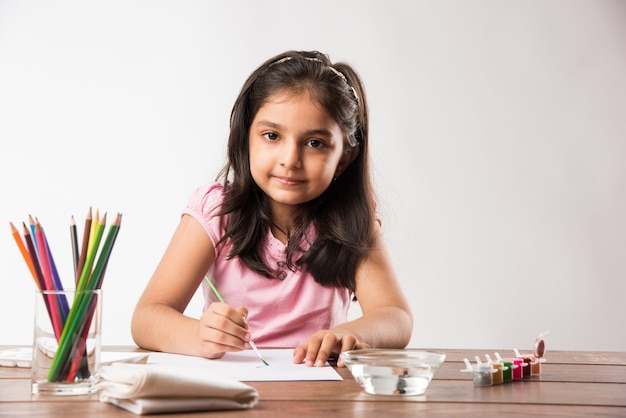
left=75, top=207, right=92, bottom=285
left=9, top=222, right=37, bottom=285
left=21, top=223, right=58, bottom=327
left=28, top=215, right=36, bottom=246
left=37, top=219, right=69, bottom=320
left=34, top=222, right=64, bottom=339
left=76, top=212, right=106, bottom=292
left=22, top=223, right=45, bottom=291
left=204, top=276, right=269, bottom=366
left=87, top=209, right=99, bottom=258
left=37, top=219, right=64, bottom=291
left=70, top=215, right=79, bottom=278
left=88, top=213, right=121, bottom=290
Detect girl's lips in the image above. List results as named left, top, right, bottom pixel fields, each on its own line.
left=273, top=176, right=305, bottom=186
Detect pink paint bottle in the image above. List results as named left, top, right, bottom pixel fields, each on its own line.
left=509, top=358, right=524, bottom=380
left=513, top=349, right=532, bottom=378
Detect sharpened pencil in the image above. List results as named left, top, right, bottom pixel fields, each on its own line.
left=22, top=223, right=45, bottom=291
left=70, top=215, right=79, bottom=278
left=34, top=222, right=64, bottom=339
left=75, top=207, right=92, bottom=285
left=76, top=212, right=106, bottom=291
left=10, top=222, right=37, bottom=284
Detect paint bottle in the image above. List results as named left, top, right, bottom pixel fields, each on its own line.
left=490, top=362, right=504, bottom=384
left=514, top=349, right=532, bottom=378
left=485, top=354, right=505, bottom=385
left=475, top=364, right=494, bottom=386
left=508, top=358, right=524, bottom=380
left=495, top=352, right=515, bottom=382
left=501, top=360, right=513, bottom=382
left=461, top=358, right=494, bottom=387
left=531, top=331, right=548, bottom=375
left=530, top=357, right=542, bottom=375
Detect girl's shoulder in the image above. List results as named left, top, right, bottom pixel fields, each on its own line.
left=183, top=182, right=229, bottom=245
left=185, top=182, right=226, bottom=213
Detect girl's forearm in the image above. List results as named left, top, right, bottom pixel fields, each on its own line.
left=334, top=306, right=413, bottom=349
left=131, top=302, right=202, bottom=356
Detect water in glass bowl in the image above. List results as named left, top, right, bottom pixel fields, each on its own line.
left=349, top=364, right=433, bottom=395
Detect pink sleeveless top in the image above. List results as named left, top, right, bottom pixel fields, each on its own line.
left=183, top=183, right=351, bottom=348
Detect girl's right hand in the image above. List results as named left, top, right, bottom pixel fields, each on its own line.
left=197, top=302, right=252, bottom=358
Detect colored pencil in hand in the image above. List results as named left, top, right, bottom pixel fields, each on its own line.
left=204, top=276, right=269, bottom=366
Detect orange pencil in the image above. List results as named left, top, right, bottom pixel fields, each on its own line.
left=9, top=222, right=37, bottom=286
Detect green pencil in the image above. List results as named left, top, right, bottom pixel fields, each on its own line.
left=204, top=276, right=269, bottom=366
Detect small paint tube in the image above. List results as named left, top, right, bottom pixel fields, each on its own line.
left=514, top=349, right=532, bottom=378
left=461, top=357, right=495, bottom=386
left=507, top=358, right=524, bottom=380
left=495, top=352, right=516, bottom=382
left=485, top=354, right=506, bottom=384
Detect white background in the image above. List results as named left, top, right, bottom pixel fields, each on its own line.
left=1, top=0, right=625, bottom=352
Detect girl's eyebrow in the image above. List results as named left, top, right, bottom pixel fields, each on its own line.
left=254, top=120, right=336, bottom=138
left=254, top=120, right=281, bottom=129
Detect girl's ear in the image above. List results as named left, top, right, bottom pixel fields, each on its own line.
left=335, top=145, right=360, bottom=177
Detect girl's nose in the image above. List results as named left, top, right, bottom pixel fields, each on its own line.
left=280, top=140, right=302, bottom=169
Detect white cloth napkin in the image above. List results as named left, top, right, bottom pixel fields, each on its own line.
left=97, top=363, right=259, bottom=415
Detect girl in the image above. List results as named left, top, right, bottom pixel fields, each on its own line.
left=131, top=50, right=413, bottom=367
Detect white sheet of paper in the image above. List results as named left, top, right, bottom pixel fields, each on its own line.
left=147, top=349, right=342, bottom=382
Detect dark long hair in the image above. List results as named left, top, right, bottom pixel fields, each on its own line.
left=215, top=50, right=373, bottom=293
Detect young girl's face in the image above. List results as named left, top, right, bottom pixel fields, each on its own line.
left=249, top=89, right=348, bottom=215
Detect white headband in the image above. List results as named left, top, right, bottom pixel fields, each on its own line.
left=270, top=56, right=359, bottom=104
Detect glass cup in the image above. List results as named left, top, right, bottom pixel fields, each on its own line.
left=31, top=289, right=102, bottom=395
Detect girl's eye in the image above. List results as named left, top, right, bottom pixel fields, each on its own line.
left=263, top=132, right=279, bottom=141
left=306, top=139, right=324, bottom=148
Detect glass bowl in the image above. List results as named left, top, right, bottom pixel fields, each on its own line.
left=340, top=349, right=445, bottom=396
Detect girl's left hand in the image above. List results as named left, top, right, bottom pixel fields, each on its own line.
left=293, top=330, right=370, bottom=368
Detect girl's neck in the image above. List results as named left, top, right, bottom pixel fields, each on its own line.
left=269, top=210, right=299, bottom=245
left=270, top=222, right=290, bottom=244
left=269, top=206, right=298, bottom=238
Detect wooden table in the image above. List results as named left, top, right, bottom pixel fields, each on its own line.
left=1, top=347, right=625, bottom=417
